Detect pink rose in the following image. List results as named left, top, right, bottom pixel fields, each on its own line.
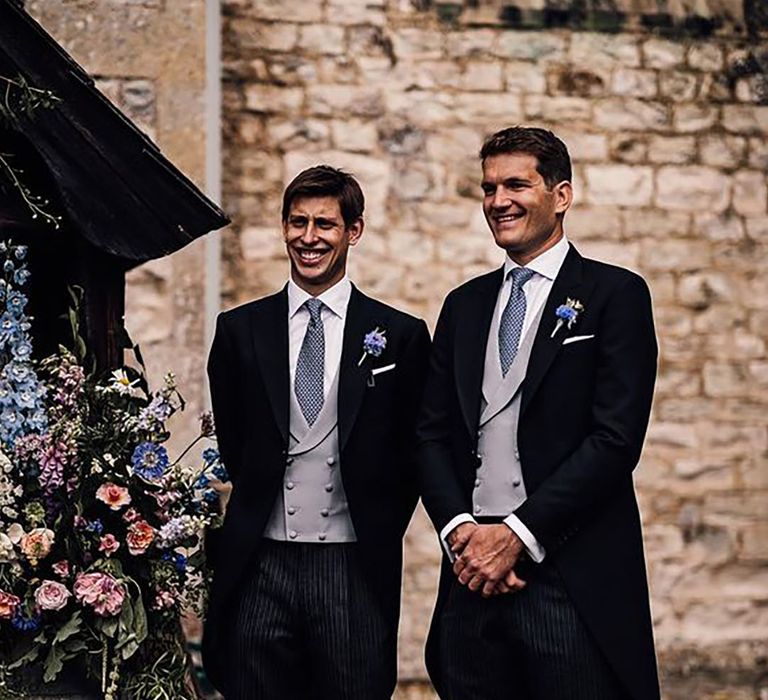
left=74, top=572, right=125, bottom=617
left=126, top=521, right=155, bottom=556
left=20, top=528, right=54, bottom=566
left=52, top=560, right=70, bottom=578
left=122, top=508, right=141, bottom=524
left=99, top=534, right=120, bottom=556
left=95, top=482, right=131, bottom=511
left=34, top=580, right=71, bottom=611
left=0, top=590, right=20, bottom=619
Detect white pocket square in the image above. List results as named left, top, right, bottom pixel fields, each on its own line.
left=371, top=363, right=396, bottom=376
left=562, top=334, right=595, bottom=345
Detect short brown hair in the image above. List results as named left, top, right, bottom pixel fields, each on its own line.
left=282, top=165, right=365, bottom=228
left=480, top=127, right=572, bottom=188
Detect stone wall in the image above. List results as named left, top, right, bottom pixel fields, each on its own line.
left=221, top=2, right=768, bottom=698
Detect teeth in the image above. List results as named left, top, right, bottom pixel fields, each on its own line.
left=298, top=250, right=325, bottom=261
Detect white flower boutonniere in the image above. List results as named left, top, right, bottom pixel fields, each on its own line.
left=551, top=298, right=584, bottom=338
left=358, top=327, right=387, bottom=366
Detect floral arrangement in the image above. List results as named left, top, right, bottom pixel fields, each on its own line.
left=0, top=241, right=228, bottom=699
left=357, top=327, right=387, bottom=366
left=551, top=297, right=585, bottom=338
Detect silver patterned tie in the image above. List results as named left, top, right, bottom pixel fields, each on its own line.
left=294, top=298, right=325, bottom=426
left=498, top=267, right=535, bottom=376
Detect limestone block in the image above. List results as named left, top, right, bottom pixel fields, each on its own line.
left=356, top=56, right=394, bottom=84
left=228, top=19, right=298, bottom=52
left=746, top=217, right=768, bottom=240
left=504, top=61, right=547, bottom=94
left=584, top=165, right=653, bottom=206
left=331, top=118, right=378, bottom=152
left=736, top=75, right=764, bottom=104
left=390, top=162, right=435, bottom=201
left=326, top=0, right=386, bottom=26
left=659, top=71, right=699, bottom=102
left=565, top=206, right=622, bottom=239
left=706, top=331, right=766, bottom=360
left=284, top=149, right=390, bottom=230
left=381, top=117, right=429, bottom=156
left=594, top=98, right=668, bottom=131
left=687, top=44, right=724, bottom=72
left=673, top=104, right=719, bottom=133
left=436, top=227, right=499, bottom=266
left=645, top=273, right=676, bottom=303
left=703, top=362, right=747, bottom=398
left=244, top=84, right=304, bottom=113
left=451, top=92, right=524, bottom=126
left=400, top=60, right=462, bottom=90
left=648, top=135, right=696, bottom=164
left=386, top=90, right=454, bottom=127
left=723, top=105, right=768, bottom=135
left=461, top=61, right=504, bottom=92
left=266, top=119, right=331, bottom=150
left=251, top=0, right=323, bottom=23
left=349, top=252, right=404, bottom=297
left=494, top=31, right=566, bottom=62
left=306, top=85, right=384, bottom=118
left=415, top=199, right=476, bottom=234
left=640, top=238, right=711, bottom=271
left=298, top=24, right=346, bottom=55
left=525, top=95, right=592, bottom=122
left=578, top=240, right=640, bottom=269
left=446, top=29, right=498, bottom=58
left=386, top=230, right=436, bottom=266
left=654, top=368, right=701, bottom=398
left=558, top=131, right=609, bottom=162
left=611, top=68, right=658, bottom=98
left=609, top=134, right=648, bottom=164
left=748, top=137, right=768, bottom=171
left=677, top=272, right=734, bottom=308
left=678, top=600, right=768, bottom=643
left=238, top=151, right=284, bottom=195
left=623, top=209, right=691, bottom=238
left=643, top=38, right=686, bottom=69
left=240, top=225, right=284, bottom=261
left=699, top=134, right=747, bottom=168
left=570, top=32, right=640, bottom=69
left=391, top=28, right=444, bottom=60
left=732, top=171, right=768, bottom=216
left=693, top=212, right=745, bottom=241
left=655, top=166, right=730, bottom=213
left=654, top=304, right=693, bottom=337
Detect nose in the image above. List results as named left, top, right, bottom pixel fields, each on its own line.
left=300, top=219, right=319, bottom=243
left=490, top=188, right=511, bottom=210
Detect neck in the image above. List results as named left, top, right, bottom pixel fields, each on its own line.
left=507, top=228, right=564, bottom=267
left=290, top=271, right=346, bottom=297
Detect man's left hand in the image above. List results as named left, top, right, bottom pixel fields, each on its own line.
left=453, top=524, right=525, bottom=595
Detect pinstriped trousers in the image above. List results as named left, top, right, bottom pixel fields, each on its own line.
left=229, top=540, right=394, bottom=700
left=438, top=559, right=629, bottom=700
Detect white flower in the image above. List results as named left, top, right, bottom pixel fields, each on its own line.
left=0, top=532, right=16, bottom=562
left=108, top=369, right=142, bottom=397
left=7, top=523, right=24, bottom=544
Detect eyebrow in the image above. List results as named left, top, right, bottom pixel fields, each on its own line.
left=481, top=177, right=532, bottom=189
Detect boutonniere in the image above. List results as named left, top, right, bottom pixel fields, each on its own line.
left=358, top=327, right=387, bottom=366
left=551, top=298, right=584, bottom=338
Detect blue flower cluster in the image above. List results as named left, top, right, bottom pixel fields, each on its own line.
left=362, top=328, right=387, bottom=358
left=555, top=305, right=578, bottom=322
left=161, top=550, right=187, bottom=573
left=131, top=441, right=170, bottom=481
left=0, top=242, right=48, bottom=448
left=11, top=607, right=41, bottom=632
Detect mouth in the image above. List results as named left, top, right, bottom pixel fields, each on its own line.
left=494, top=211, right=525, bottom=226
left=294, top=248, right=330, bottom=265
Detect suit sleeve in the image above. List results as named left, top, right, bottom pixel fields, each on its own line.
left=207, top=313, right=244, bottom=483
left=394, top=318, right=432, bottom=524
left=417, top=294, right=473, bottom=533
left=513, top=273, right=658, bottom=550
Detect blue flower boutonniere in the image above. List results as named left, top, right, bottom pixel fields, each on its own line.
left=358, top=327, right=387, bottom=366
left=551, top=298, right=584, bottom=338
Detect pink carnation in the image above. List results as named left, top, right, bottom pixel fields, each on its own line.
left=34, top=580, right=71, bottom=611
left=95, top=482, right=131, bottom=511
left=99, top=534, right=120, bottom=556
left=126, top=520, right=155, bottom=556
left=74, top=572, right=125, bottom=617
left=0, top=590, right=20, bottom=619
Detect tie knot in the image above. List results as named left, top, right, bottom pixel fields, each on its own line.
left=304, top=298, right=324, bottom=322
left=509, top=267, right=535, bottom=288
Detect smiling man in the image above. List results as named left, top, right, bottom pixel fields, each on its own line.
left=203, top=165, right=430, bottom=699
left=418, top=127, right=660, bottom=699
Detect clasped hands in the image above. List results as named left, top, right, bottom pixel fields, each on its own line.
left=447, top=522, right=527, bottom=598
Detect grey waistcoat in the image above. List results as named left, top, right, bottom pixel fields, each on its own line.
left=263, top=370, right=357, bottom=543
left=472, top=303, right=545, bottom=517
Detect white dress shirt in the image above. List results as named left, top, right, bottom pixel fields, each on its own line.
left=440, top=235, right=571, bottom=564
left=288, top=276, right=352, bottom=396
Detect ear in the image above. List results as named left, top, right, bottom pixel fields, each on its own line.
left=347, top=217, right=364, bottom=246
left=554, top=180, right=573, bottom=215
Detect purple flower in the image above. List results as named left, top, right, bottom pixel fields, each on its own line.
left=11, top=608, right=41, bottom=632
left=358, top=327, right=387, bottom=366
left=131, top=442, right=170, bottom=481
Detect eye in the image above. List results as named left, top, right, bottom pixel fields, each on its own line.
left=481, top=185, right=495, bottom=196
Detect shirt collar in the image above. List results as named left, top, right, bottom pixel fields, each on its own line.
left=503, top=235, right=570, bottom=282
left=288, top=275, right=352, bottom=320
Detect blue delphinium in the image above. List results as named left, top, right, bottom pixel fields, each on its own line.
left=11, top=608, right=41, bottom=632
left=0, top=243, right=48, bottom=448
left=131, top=441, right=170, bottom=480
left=162, top=551, right=187, bottom=573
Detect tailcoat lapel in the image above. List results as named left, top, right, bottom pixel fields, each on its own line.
left=454, top=268, right=503, bottom=437
left=520, top=245, right=593, bottom=417
left=338, top=286, right=379, bottom=452
left=250, top=286, right=290, bottom=444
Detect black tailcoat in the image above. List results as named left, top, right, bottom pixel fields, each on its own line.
left=203, top=285, right=431, bottom=695
left=418, top=245, right=660, bottom=700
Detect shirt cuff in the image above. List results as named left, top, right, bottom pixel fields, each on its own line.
left=504, top=513, right=546, bottom=563
left=439, top=513, right=477, bottom=562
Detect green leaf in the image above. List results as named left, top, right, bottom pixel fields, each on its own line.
left=42, top=644, right=64, bottom=683
left=53, top=610, right=82, bottom=644
left=6, top=644, right=41, bottom=670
